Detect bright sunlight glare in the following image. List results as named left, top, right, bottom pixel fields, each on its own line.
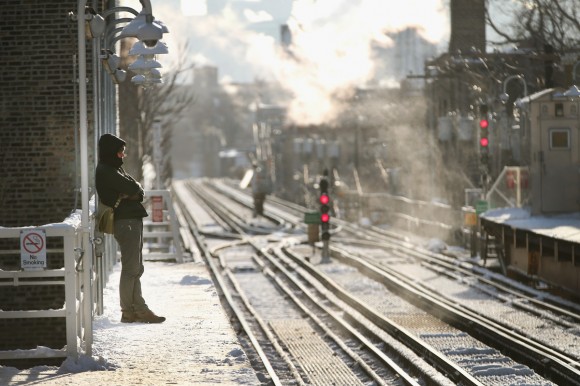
left=181, top=0, right=208, bottom=16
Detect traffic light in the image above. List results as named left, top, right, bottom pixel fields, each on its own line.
left=319, top=170, right=331, bottom=241
left=479, top=104, right=489, bottom=167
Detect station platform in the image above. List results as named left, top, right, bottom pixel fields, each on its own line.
left=0, top=259, right=260, bottom=386
left=480, top=207, right=580, bottom=297
left=481, top=207, right=580, bottom=243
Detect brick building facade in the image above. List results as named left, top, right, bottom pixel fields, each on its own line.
left=0, top=1, right=99, bottom=367
left=0, top=1, right=98, bottom=228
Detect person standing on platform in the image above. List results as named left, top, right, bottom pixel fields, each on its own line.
left=95, top=133, right=166, bottom=324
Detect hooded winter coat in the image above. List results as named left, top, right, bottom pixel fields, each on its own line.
left=95, top=133, right=148, bottom=220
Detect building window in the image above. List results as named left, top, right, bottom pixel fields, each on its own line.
left=571, top=104, right=578, bottom=116
left=541, top=104, right=549, bottom=116
left=550, top=128, right=570, bottom=149
left=555, top=103, right=564, bottom=117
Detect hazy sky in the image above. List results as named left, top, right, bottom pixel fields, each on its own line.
left=122, top=0, right=450, bottom=82
left=120, top=0, right=450, bottom=124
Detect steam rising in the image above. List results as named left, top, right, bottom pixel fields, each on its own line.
left=283, top=0, right=447, bottom=124
left=138, top=0, right=448, bottom=125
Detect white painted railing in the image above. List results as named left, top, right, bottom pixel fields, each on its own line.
left=0, top=210, right=93, bottom=361
left=143, top=190, right=184, bottom=263
left=0, top=189, right=185, bottom=363
left=485, top=166, right=530, bottom=208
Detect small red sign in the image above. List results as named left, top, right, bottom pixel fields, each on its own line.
left=152, top=196, right=164, bottom=222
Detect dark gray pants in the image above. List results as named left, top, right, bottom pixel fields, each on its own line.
left=114, top=218, right=148, bottom=313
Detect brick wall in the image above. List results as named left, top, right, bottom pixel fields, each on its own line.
left=0, top=0, right=95, bottom=227
left=0, top=1, right=97, bottom=368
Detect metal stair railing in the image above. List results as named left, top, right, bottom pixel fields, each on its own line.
left=143, top=190, right=184, bottom=263
left=485, top=166, right=530, bottom=208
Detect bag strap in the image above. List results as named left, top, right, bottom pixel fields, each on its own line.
left=113, top=196, right=122, bottom=209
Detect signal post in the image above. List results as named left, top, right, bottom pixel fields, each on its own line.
left=319, top=169, right=331, bottom=263
left=479, top=104, right=490, bottom=192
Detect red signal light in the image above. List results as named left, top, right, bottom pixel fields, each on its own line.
left=319, top=194, right=329, bottom=205
left=480, top=137, right=489, bottom=147
left=321, top=213, right=330, bottom=223
left=479, top=119, right=489, bottom=129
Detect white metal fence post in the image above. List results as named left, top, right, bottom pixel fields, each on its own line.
left=63, top=228, right=79, bottom=358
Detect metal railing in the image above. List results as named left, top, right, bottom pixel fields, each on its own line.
left=0, top=211, right=93, bottom=361
left=337, top=190, right=462, bottom=240
left=142, top=190, right=184, bottom=262
left=0, top=189, right=185, bottom=363
left=485, top=166, right=530, bottom=209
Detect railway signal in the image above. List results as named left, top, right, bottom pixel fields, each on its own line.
left=319, top=184, right=330, bottom=228
left=319, top=172, right=330, bottom=240
left=319, top=169, right=331, bottom=262
left=479, top=104, right=490, bottom=168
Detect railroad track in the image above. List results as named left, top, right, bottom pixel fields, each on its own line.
left=173, top=178, right=580, bottom=385
left=179, top=180, right=428, bottom=384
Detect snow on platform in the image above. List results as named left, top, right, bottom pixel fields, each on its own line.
left=481, top=207, right=580, bottom=244
left=0, top=260, right=260, bottom=386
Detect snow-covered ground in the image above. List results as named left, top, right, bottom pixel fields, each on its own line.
left=0, top=261, right=260, bottom=386
left=2, top=204, right=580, bottom=385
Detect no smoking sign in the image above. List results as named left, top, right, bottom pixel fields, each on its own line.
left=20, top=229, right=47, bottom=270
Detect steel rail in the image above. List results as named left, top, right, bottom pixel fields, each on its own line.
left=336, top=237, right=580, bottom=322
left=257, top=245, right=427, bottom=386
left=331, top=246, right=580, bottom=386
left=178, top=179, right=578, bottom=384
left=181, top=180, right=424, bottom=385
left=189, top=181, right=287, bottom=235
left=217, top=180, right=580, bottom=318
left=173, top=182, right=284, bottom=385
left=224, top=266, right=307, bottom=385
left=279, top=248, right=484, bottom=386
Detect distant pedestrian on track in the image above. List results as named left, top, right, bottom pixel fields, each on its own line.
left=251, top=161, right=272, bottom=217
left=95, top=133, right=165, bottom=324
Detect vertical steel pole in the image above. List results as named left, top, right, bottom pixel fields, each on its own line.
left=77, top=0, right=94, bottom=355
left=321, top=239, right=330, bottom=263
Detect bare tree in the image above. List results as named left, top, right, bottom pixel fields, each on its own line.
left=486, top=0, right=580, bottom=52
left=137, top=42, right=195, bottom=187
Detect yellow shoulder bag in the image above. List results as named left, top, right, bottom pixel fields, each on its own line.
left=97, top=196, right=122, bottom=234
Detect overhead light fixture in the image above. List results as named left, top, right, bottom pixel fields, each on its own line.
left=100, top=49, right=127, bottom=83
left=131, top=74, right=147, bottom=84
left=148, top=68, right=162, bottom=81
left=129, top=40, right=168, bottom=56
left=119, top=9, right=168, bottom=41
left=154, top=20, right=169, bottom=34
left=85, top=7, right=105, bottom=38
left=131, top=68, right=162, bottom=83
left=137, top=21, right=164, bottom=47
left=131, top=73, right=163, bottom=86
left=499, top=92, right=509, bottom=104
left=563, top=85, right=580, bottom=98
left=128, top=55, right=162, bottom=74
left=111, top=69, right=127, bottom=84
left=119, top=10, right=148, bottom=38
left=101, top=50, right=121, bottom=75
